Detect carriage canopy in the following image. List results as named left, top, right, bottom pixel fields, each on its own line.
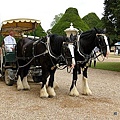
left=0, top=18, right=41, bottom=37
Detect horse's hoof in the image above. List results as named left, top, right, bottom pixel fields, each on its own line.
left=23, top=85, right=30, bottom=90
left=17, top=87, right=24, bottom=91
left=40, top=94, right=49, bottom=98
left=47, top=87, right=56, bottom=97
left=69, top=86, right=79, bottom=97
left=69, top=91, right=79, bottom=97
left=82, top=89, right=92, bottom=95
left=23, top=88, right=30, bottom=90
left=49, top=95, right=55, bottom=98
left=40, top=90, right=49, bottom=98
left=17, top=85, right=24, bottom=90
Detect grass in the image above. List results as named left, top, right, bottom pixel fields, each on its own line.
left=91, top=62, right=120, bottom=72
left=90, top=52, right=120, bottom=72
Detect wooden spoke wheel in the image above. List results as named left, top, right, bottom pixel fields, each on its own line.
left=4, top=69, right=14, bottom=86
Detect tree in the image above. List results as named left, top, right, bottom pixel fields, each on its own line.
left=50, top=13, right=63, bottom=27
left=82, top=12, right=103, bottom=29
left=28, top=24, right=47, bottom=37
left=103, top=0, right=120, bottom=42
left=0, top=34, right=4, bottom=46
left=51, top=7, right=89, bottom=35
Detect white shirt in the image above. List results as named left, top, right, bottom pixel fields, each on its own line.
left=4, top=35, right=16, bottom=52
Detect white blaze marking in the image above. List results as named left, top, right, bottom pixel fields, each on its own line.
left=68, top=44, right=75, bottom=65
left=104, top=36, right=110, bottom=54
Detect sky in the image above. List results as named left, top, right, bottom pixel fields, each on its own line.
left=0, top=0, right=105, bottom=31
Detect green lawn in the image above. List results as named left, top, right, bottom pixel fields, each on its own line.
left=91, top=62, right=120, bottom=72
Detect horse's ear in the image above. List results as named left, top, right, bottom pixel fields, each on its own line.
left=94, top=27, right=99, bottom=33
left=94, top=27, right=106, bottom=34
left=103, top=28, right=106, bottom=34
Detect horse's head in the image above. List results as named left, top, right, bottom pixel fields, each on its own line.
left=48, top=34, right=76, bottom=68
left=95, top=28, right=110, bottom=57
left=61, top=36, right=77, bottom=68
left=61, top=42, right=75, bottom=68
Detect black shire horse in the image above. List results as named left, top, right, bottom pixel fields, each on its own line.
left=69, top=28, right=110, bottom=96
left=16, top=34, right=75, bottom=98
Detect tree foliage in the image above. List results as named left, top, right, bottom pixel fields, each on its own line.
left=51, top=7, right=89, bottom=35
left=29, top=24, right=47, bottom=37
left=82, top=12, right=104, bottom=29
left=103, top=0, right=120, bottom=43
left=0, top=34, right=4, bottom=46
left=50, top=13, right=63, bottom=28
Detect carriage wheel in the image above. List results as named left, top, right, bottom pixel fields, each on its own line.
left=1, top=64, right=5, bottom=81
left=4, top=69, right=14, bottom=86
left=0, top=48, right=5, bottom=80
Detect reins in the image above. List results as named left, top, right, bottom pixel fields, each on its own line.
left=89, top=51, right=105, bottom=63
left=14, top=40, right=48, bottom=78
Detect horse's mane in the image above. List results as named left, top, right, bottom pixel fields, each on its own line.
left=78, top=29, right=99, bottom=54
left=49, top=34, right=65, bottom=55
left=80, top=29, right=96, bottom=41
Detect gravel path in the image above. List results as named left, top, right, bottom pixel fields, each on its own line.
left=0, top=65, right=120, bottom=120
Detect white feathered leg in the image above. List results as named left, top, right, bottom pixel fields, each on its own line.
left=69, top=85, right=79, bottom=96
left=47, top=86, right=56, bottom=97
left=17, top=75, right=24, bottom=90
left=22, top=76, right=30, bottom=90
left=82, top=76, right=92, bottom=95
left=40, top=85, right=49, bottom=98
left=69, top=80, right=79, bottom=96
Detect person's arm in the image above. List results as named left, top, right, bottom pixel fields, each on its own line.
left=12, top=37, right=16, bottom=44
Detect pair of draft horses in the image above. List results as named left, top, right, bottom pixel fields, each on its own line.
left=16, top=28, right=110, bottom=98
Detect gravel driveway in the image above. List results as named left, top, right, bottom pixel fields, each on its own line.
left=0, top=57, right=120, bottom=120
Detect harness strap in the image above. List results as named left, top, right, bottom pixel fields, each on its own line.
left=77, top=35, right=91, bottom=63
left=47, top=36, right=63, bottom=60
left=47, top=36, right=67, bottom=70
left=77, top=35, right=85, bottom=58
left=17, top=49, right=48, bottom=68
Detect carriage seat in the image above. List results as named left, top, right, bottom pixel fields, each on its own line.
left=2, top=47, right=16, bottom=63
left=5, top=51, right=16, bottom=62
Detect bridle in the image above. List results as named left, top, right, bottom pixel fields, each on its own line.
left=62, top=41, right=75, bottom=73
left=76, top=33, right=108, bottom=64
left=91, top=34, right=109, bottom=62
left=95, top=34, right=109, bottom=57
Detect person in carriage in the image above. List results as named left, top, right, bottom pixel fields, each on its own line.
left=3, top=30, right=16, bottom=52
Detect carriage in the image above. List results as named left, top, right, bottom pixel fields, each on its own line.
left=0, top=18, right=41, bottom=86
left=0, top=18, right=110, bottom=98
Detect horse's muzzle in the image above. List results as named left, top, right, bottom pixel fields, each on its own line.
left=71, top=63, right=75, bottom=69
